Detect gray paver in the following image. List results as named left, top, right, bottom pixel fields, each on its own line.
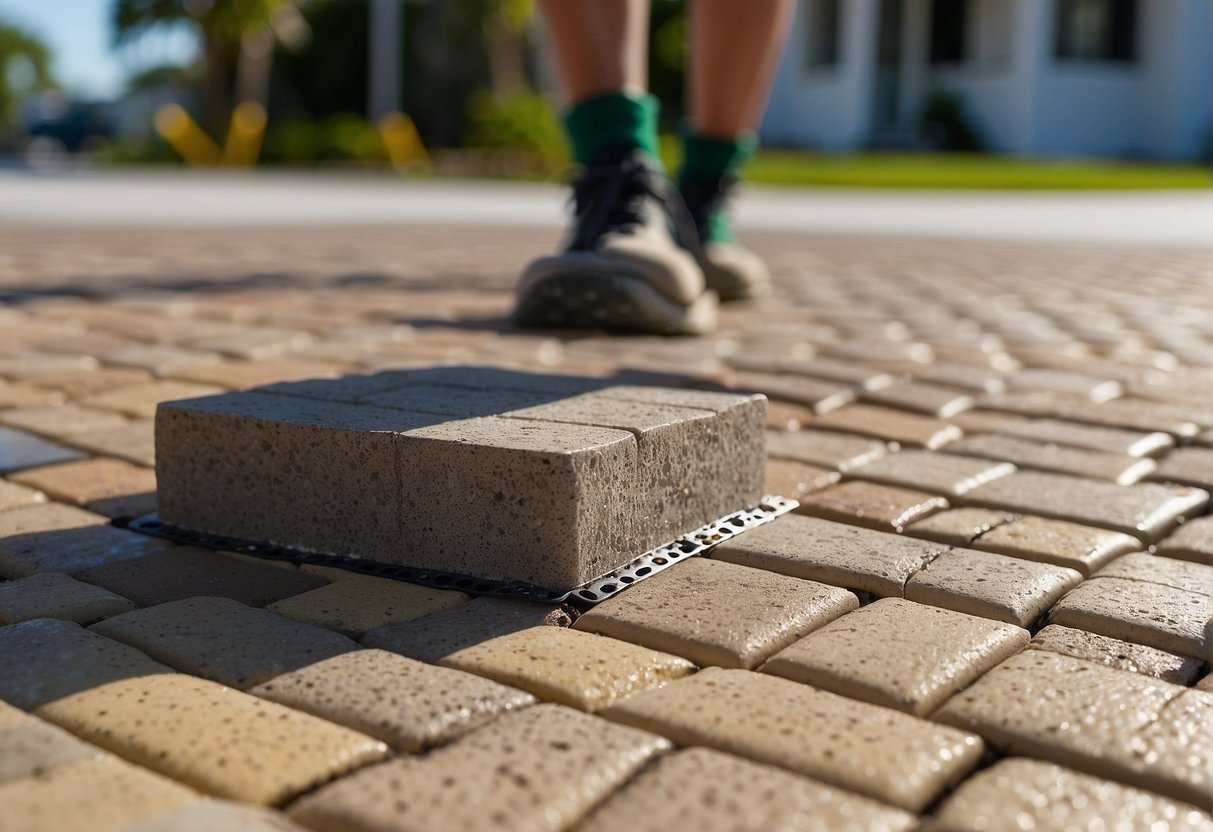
left=0, top=426, right=86, bottom=474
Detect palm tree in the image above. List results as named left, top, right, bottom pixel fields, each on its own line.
left=0, top=20, right=55, bottom=141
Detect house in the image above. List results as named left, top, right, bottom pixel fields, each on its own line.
left=761, top=0, right=1212, bottom=161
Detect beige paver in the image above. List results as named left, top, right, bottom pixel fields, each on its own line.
left=972, top=514, right=1141, bottom=575
left=714, top=513, right=946, bottom=597
left=37, top=673, right=387, bottom=805
left=604, top=667, right=981, bottom=812
left=764, top=398, right=818, bottom=431
left=995, top=417, right=1174, bottom=457
left=24, top=366, right=153, bottom=398
left=1157, top=515, right=1213, bottom=565
left=1048, top=577, right=1210, bottom=658
left=266, top=575, right=470, bottom=636
left=950, top=408, right=1027, bottom=435
left=0, top=501, right=168, bottom=578
left=0, top=479, right=46, bottom=513
left=574, top=557, right=858, bottom=669
left=1094, top=551, right=1213, bottom=596
left=9, top=457, right=155, bottom=510
left=947, top=432, right=1156, bottom=484
left=0, top=380, right=67, bottom=408
left=90, top=596, right=359, bottom=688
left=289, top=704, right=668, bottom=832
left=931, top=757, right=1213, bottom=832
left=0, top=699, right=103, bottom=781
left=846, top=449, right=1014, bottom=497
left=0, top=350, right=98, bottom=379
left=122, top=800, right=309, bottom=832
left=796, top=480, right=948, bottom=533
left=0, top=572, right=135, bottom=625
left=102, top=344, right=222, bottom=375
left=764, top=428, right=889, bottom=471
left=1007, top=368, right=1123, bottom=400
left=576, top=747, right=917, bottom=832
left=82, top=380, right=227, bottom=419
left=727, top=371, right=855, bottom=413
left=1152, top=446, right=1213, bottom=490
left=935, top=650, right=1211, bottom=807
left=0, top=403, right=129, bottom=439
left=763, top=457, right=840, bottom=499
left=169, top=357, right=344, bottom=389
left=249, top=648, right=535, bottom=752
left=0, top=425, right=86, bottom=473
left=439, top=625, right=694, bottom=711
left=905, top=547, right=1082, bottom=627
left=0, top=756, right=200, bottom=832
left=64, top=418, right=157, bottom=466
left=904, top=507, right=1015, bottom=546
left=860, top=379, right=974, bottom=418
left=763, top=598, right=1028, bottom=716
left=1028, top=624, right=1203, bottom=685
left=813, top=404, right=962, bottom=449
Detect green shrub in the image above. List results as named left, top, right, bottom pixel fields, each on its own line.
left=464, top=89, right=567, bottom=168
left=262, top=114, right=387, bottom=164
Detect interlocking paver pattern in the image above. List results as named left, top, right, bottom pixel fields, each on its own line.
left=947, top=432, right=1156, bottom=484
left=1028, top=624, right=1203, bottom=685
left=266, top=575, right=470, bottom=635
left=0, top=699, right=103, bottom=781
left=796, top=480, right=949, bottom=532
left=1047, top=577, right=1210, bottom=658
left=846, top=448, right=1015, bottom=496
left=0, top=571, right=135, bottom=624
left=1156, top=515, right=1213, bottom=564
left=904, top=507, right=1014, bottom=546
left=971, top=514, right=1141, bottom=575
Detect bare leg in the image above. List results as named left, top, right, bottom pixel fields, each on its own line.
left=537, top=0, right=651, bottom=104
left=688, top=0, right=797, bottom=137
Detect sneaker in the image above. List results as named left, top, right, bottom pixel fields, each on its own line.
left=515, top=147, right=717, bottom=335
left=679, top=177, right=771, bottom=301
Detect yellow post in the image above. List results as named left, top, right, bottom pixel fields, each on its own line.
left=153, top=104, right=221, bottom=166
left=222, top=101, right=269, bottom=167
left=378, top=111, right=429, bottom=171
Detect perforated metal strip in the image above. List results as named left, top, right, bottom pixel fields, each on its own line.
left=128, top=495, right=797, bottom=607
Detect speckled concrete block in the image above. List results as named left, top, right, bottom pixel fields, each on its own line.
left=813, top=404, right=962, bottom=449
left=846, top=449, right=1015, bottom=497
left=1047, top=577, right=1210, bottom=658
left=947, top=433, right=1157, bottom=485
left=1094, top=551, right=1213, bottom=596
left=905, top=507, right=1015, bottom=546
left=973, top=515, right=1142, bottom=576
left=0, top=479, right=46, bottom=513
left=0, top=572, right=135, bottom=625
left=1156, top=515, right=1213, bottom=565
left=764, top=429, right=889, bottom=471
left=266, top=576, right=469, bottom=636
left=796, top=480, right=949, bottom=533
left=1028, top=624, right=1203, bottom=685
left=0, top=699, right=104, bottom=781
left=123, top=800, right=309, bottom=832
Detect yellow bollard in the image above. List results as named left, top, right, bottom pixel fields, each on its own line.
left=378, top=111, right=429, bottom=171
left=154, top=104, right=221, bottom=166
left=222, top=101, right=268, bottom=167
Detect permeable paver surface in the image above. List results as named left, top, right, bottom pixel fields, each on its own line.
left=1, top=223, right=1211, bottom=830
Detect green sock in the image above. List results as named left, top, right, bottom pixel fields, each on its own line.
left=563, top=92, right=662, bottom=168
left=678, top=128, right=758, bottom=243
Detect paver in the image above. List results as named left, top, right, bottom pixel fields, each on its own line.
left=0, top=572, right=135, bottom=625
left=603, top=667, right=981, bottom=812
left=0, top=501, right=168, bottom=578
left=81, top=380, right=227, bottom=419
left=0, top=699, right=103, bottom=781
left=576, top=747, right=917, bottom=832
left=24, top=366, right=152, bottom=398
left=764, top=398, right=817, bottom=431
left=1152, top=446, right=1213, bottom=490
left=169, top=357, right=343, bottom=389
left=102, top=344, right=223, bottom=375
left=0, top=380, right=66, bottom=408
left=66, top=419, right=157, bottom=466
left=796, top=480, right=948, bottom=533
left=995, top=417, right=1173, bottom=457
left=904, top=507, right=1014, bottom=546
left=930, top=757, right=1213, bottom=832
left=574, top=558, right=858, bottom=669
left=1156, top=515, right=1213, bottom=565
left=1094, top=551, right=1213, bottom=596
left=725, top=371, right=855, bottom=413
left=1006, top=368, right=1123, bottom=401
left=946, top=432, right=1156, bottom=484
left=0, top=425, right=86, bottom=473
left=266, top=576, right=469, bottom=636
left=726, top=355, right=896, bottom=390
left=813, top=403, right=962, bottom=449
left=1056, top=397, right=1211, bottom=437
left=439, top=625, right=694, bottom=711
left=763, top=457, right=840, bottom=499
left=714, top=513, right=946, bottom=597
left=362, top=595, right=573, bottom=664
left=248, top=649, right=535, bottom=752
left=0, top=756, right=200, bottom=832
left=950, top=408, right=1026, bottom=435
left=972, top=514, right=1141, bottom=575
left=122, top=800, right=309, bottom=832
left=0, top=403, right=130, bottom=438
left=846, top=449, right=1015, bottom=497
left=0, top=478, right=46, bottom=512
left=0, top=350, right=98, bottom=379
left=37, top=673, right=387, bottom=805
left=9, top=457, right=156, bottom=510
left=935, top=650, right=1211, bottom=807
left=289, top=704, right=668, bottom=832
left=74, top=547, right=327, bottom=608
left=905, top=547, right=1082, bottom=628
left=859, top=379, right=974, bottom=418
left=1028, top=624, right=1203, bottom=685
left=960, top=470, right=1209, bottom=543
left=90, top=596, right=359, bottom=688
left=1048, top=577, right=1210, bottom=658
left=762, top=598, right=1028, bottom=716
left=764, top=429, right=888, bottom=471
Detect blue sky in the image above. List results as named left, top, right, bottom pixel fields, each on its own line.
left=0, top=0, right=196, bottom=99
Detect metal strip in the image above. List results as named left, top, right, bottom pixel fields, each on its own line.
left=128, top=495, right=797, bottom=607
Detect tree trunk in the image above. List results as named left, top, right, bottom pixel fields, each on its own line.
left=202, top=33, right=231, bottom=137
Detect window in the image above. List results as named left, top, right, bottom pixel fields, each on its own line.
left=1055, top=0, right=1138, bottom=62
left=804, top=0, right=842, bottom=69
left=930, top=0, right=969, bottom=65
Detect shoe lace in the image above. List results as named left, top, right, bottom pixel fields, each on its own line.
left=568, top=152, right=700, bottom=252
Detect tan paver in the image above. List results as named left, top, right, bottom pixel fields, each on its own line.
left=763, top=457, right=840, bottom=499
left=289, top=704, right=668, bottom=832
left=813, top=403, right=962, bottom=449
left=1157, top=515, right=1213, bottom=565
left=24, top=366, right=153, bottom=398
left=960, top=470, right=1209, bottom=543
left=995, top=417, right=1174, bottom=457
left=604, top=667, right=981, bottom=812
left=935, top=650, right=1211, bottom=807
left=1028, top=624, right=1203, bottom=685
left=796, top=480, right=948, bottom=533
left=860, top=379, right=974, bottom=418
left=763, top=597, right=1028, bottom=716
left=0, top=350, right=98, bottom=379
left=0, top=379, right=67, bottom=408
left=764, top=398, right=817, bottom=431
left=1007, top=368, right=1123, bottom=400
left=0, top=699, right=103, bottom=781
left=439, top=625, right=694, bottom=711
left=1048, top=577, right=1210, bottom=658
left=81, top=380, right=226, bottom=419
left=950, top=408, right=1027, bottom=435
left=764, top=428, right=889, bottom=471
left=574, top=557, right=858, bottom=669
left=576, top=747, right=917, bottom=832
left=65, top=418, right=157, bottom=466
left=9, top=457, right=155, bottom=510
left=1094, top=551, right=1213, bottom=596
left=0, top=403, right=129, bottom=438
left=0, top=478, right=46, bottom=512
left=846, top=449, right=1015, bottom=497
left=0, top=756, right=200, bottom=832
left=0, top=425, right=86, bottom=473
left=0, top=572, right=135, bottom=625
left=90, top=596, right=359, bottom=689
left=972, top=514, right=1141, bottom=575
left=947, top=432, right=1156, bottom=484
left=0, top=501, right=169, bottom=578
left=122, top=800, right=309, bottom=832
left=74, top=547, right=327, bottom=608
left=931, top=757, right=1213, bottom=832
left=168, top=357, right=344, bottom=390
left=905, top=547, right=1082, bottom=627
left=249, top=648, right=535, bottom=752
left=904, top=507, right=1015, bottom=546
left=1152, top=447, right=1213, bottom=490
left=266, top=575, right=470, bottom=636
left=726, top=371, right=855, bottom=413
left=714, top=513, right=947, bottom=597
left=102, top=344, right=222, bottom=375
left=38, top=673, right=387, bottom=805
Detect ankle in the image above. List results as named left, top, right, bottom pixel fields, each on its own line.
left=564, top=92, right=663, bottom=170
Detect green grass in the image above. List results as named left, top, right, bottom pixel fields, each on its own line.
left=658, top=139, right=1211, bottom=190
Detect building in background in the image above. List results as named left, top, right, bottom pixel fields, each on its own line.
left=762, top=0, right=1212, bottom=161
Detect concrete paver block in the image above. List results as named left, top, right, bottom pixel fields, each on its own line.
left=996, top=417, right=1174, bottom=457
left=1048, top=577, right=1210, bottom=658
left=0, top=479, right=47, bottom=514
left=797, top=480, right=949, bottom=532
left=931, top=757, right=1213, bottom=832
left=726, top=371, right=855, bottom=413
left=0, top=380, right=67, bottom=409
left=90, top=596, right=359, bottom=689
left=714, top=513, right=947, bottom=597
left=1007, top=368, right=1123, bottom=400
left=0, top=404, right=129, bottom=438
left=81, top=380, right=227, bottom=419
left=973, top=515, right=1141, bottom=576
left=23, top=366, right=152, bottom=399
left=905, top=547, right=1082, bottom=628
left=249, top=649, right=535, bottom=752
left=846, top=449, right=1015, bottom=497
left=603, top=667, right=982, bottom=812
left=763, top=597, right=1028, bottom=717
left=1094, top=551, right=1213, bottom=596
left=574, top=558, right=859, bottom=669
left=1152, top=446, right=1213, bottom=490
left=947, top=432, right=1156, bottom=484
left=0, top=699, right=104, bottom=781
left=764, top=458, right=840, bottom=500
left=266, top=576, right=469, bottom=636
left=10, top=457, right=156, bottom=515
left=860, top=379, right=975, bottom=418
left=764, top=429, right=889, bottom=471
left=37, top=673, right=387, bottom=805
left=122, top=800, right=309, bottom=832
left=65, top=419, right=157, bottom=466
left=0, top=508, right=169, bottom=579
left=439, top=625, right=694, bottom=711
left=577, top=747, right=917, bottom=832
left=0, top=425, right=85, bottom=473
left=813, top=404, right=962, bottom=449
left=1028, top=624, right=1203, bottom=685
left=904, top=507, right=1015, bottom=546
left=1156, top=515, right=1213, bottom=565
left=102, top=344, right=222, bottom=375
left=0, top=571, right=135, bottom=625
left=288, top=704, right=669, bottom=832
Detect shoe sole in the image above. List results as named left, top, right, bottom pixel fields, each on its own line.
left=514, top=273, right=717, bottom=336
